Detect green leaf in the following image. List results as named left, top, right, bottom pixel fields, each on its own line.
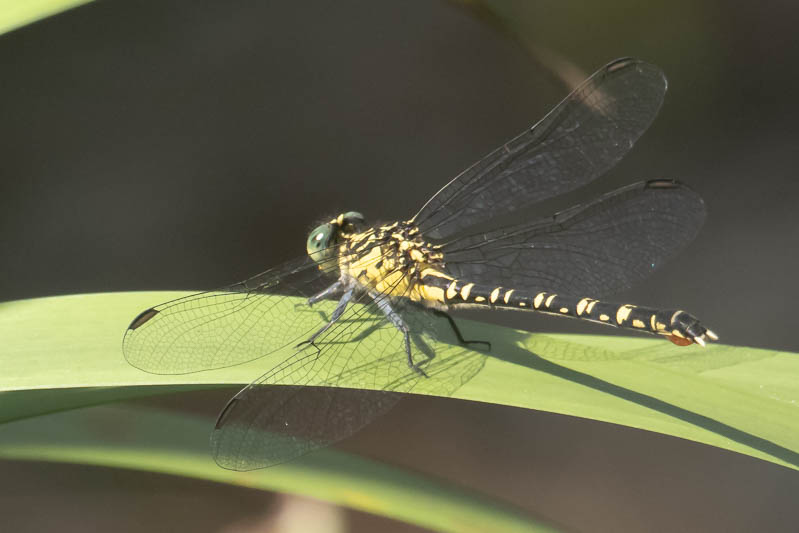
left=0, top=406, right=553, bottom=533
left=0, top=0, right=94, bottom=35
left=2, top=291, right=798, bottom=475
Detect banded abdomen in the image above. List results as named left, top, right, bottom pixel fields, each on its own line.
left=418, top=274, right=716, bottom=346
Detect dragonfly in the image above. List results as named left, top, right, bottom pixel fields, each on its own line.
left=123, top=57, right=717, bottom=471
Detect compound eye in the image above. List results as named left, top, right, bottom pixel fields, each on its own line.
left=306, top=223, right=335, bottom=263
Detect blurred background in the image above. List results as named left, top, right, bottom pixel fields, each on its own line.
left=1, top=0, right=798, bottom=531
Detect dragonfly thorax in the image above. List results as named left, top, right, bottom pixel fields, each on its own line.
left=338, top=220, right=447, bottom=301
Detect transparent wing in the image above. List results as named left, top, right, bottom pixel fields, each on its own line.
left=210, top=271, right=487, bottom=470
left=441, top=180, right=705, bottom=297
left=413, top=58, right=667, bottom=239
left=123, top=252, right=350, bottom=375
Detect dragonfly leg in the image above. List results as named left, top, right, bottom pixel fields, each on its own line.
left=306, top=280, right=344, bottom=306
left=297, top=287, right=354, bottom=348
left=369, top=291, right=428, bottom=377
left=430, top=309, right=491, bottom=351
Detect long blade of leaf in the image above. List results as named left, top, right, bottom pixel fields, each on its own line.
left=0, top=0, right=94, bottom=35
left=0, top=406, right=554, bottom=533
left=1, top=292, right=797, bottom=471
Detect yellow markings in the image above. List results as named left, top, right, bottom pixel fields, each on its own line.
left=419, top=268, right=453, bottom=280
left=489, top=287, right=501, bottom=303
left=503, top=289, right=514, bottom=304
left=656, top=322, right=667, bottom=331
left=519, top=301, right=527, bottom=307
left=399, top=240, right=411, bottom=252
left=616, top=304, right=635, bottom=325
left=533, top=293, right=545, bottom=309
left=586, top=299, right=598, bottom=313
left=335, top=214, right=344, bottom=225
left=671, top=329, right=685, bottom=338
left=420, top=284, right=445, bottom=304
left=409, top=249, right=424, bottom=262
left=446, top=281, right=458, bottom=300
left=349, top=233, right=368, bottom=247
left=351, top=243, right=386, bottom=281
left=576, top=298, right=590, bottom=315
left=475, top=296, right=486, bottom=303
left=374, top=268, right=405, bottom=293
left=650, top=314, right=657, bottom=331
left=632, top=319, right=646, bottom=329
left=545, top=294, right=557, bottom=308
left=559, top=307, right=569, bottom=314
left=670, top=310, right=684, bottom=325
left=599, top=314, right=610, bottom=321
left=460, top=283, right=475, bottom=301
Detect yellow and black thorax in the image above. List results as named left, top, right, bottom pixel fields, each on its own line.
left=335, top=219, right=454, bottom=306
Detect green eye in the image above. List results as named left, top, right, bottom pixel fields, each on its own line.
left=307, top=224, right=331, bottom=250
left=306, top=223, right=336, bottom=269
left=306, top=212, right=365, bottom=271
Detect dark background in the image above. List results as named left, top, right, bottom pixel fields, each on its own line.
left=2, top=1, right=798, bottom=531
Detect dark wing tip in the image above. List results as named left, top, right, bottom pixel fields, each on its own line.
left=644, top=179, right=702, bottom=201
left=644, top=178, right=706, bottom=217
left=211, top=396, right=250, bottom=471
left=127, top=308, right=159, bottom=331
left=606, top=57, right=639, bottom=72
left=645, top=178, right=681, bottom=189
left=214, top=397, right=241, bottom=430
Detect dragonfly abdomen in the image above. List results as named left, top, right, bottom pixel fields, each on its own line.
left=421, top=276, right=713, bottom=346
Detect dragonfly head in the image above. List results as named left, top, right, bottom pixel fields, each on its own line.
left=306, top=211, right=366, bottom=271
